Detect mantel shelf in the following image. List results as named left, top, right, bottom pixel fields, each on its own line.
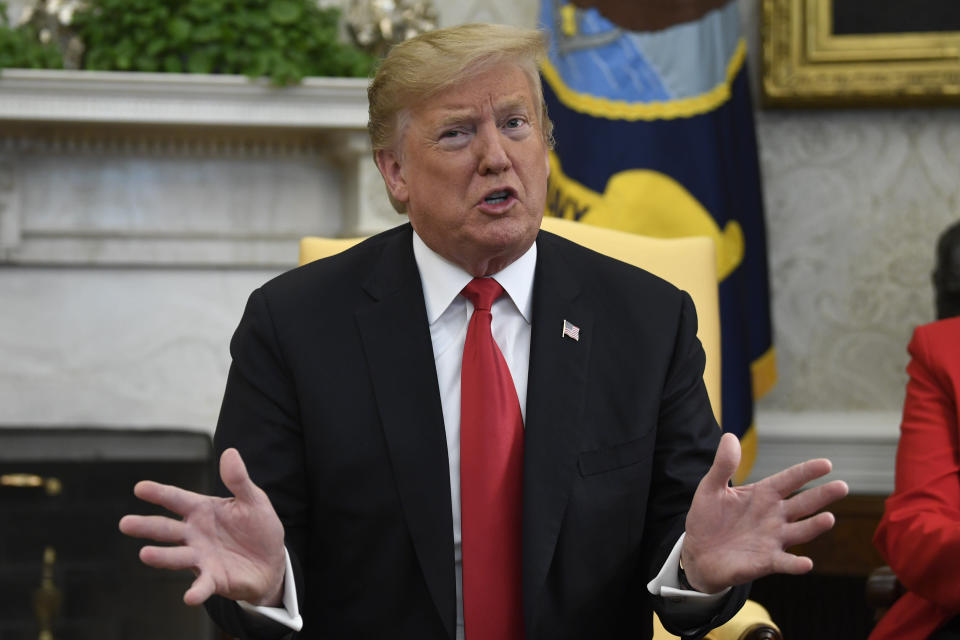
left=0, top=68, right=370, bottom=130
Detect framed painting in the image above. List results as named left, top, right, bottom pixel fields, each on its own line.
left=762, top=0, right=960, bottom=106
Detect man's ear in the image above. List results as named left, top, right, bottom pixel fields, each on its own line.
left=375, top=149, right=409, bottom=206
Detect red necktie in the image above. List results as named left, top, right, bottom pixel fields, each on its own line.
left=460, top=277, right=525, bottom=640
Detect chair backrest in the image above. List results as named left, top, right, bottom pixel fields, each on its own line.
left=300, top=217, right=721, bottom=423
left=299, top=235, right=365, bottom=266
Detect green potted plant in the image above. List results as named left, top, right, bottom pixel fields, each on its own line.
left=2, top=0, right=376, bottom=85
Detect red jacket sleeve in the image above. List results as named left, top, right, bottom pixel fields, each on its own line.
left=874, top=319, right=960, bottom=610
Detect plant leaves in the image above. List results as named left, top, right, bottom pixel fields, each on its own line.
left=145, top=37, right=166, bottom=56
left=187, top=50, right=213, bottom=74
left=46, top=0, right=377, bottom=81
left=268, top=1, right=301, bottom=25
left=167, top=17, right=191, bottom=43
left=192, top=23, right=221, bottom=44
left=163, top=53, right=182, bottom=73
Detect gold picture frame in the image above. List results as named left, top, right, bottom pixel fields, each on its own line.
left=762, top=0, right=960, bottom=107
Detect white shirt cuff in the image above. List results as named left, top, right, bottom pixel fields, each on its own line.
left=237, top=548, right=303, bottom=631
left=647, top=533, right=731, bottom=609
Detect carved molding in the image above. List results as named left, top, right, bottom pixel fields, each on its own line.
left=0, top=129, right=334, bottom=159
left=0, top=155, right=19, bottom=255
left=0, top=69, right=369, bottom=128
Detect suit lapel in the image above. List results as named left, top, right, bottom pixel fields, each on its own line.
left=355, top=226, right=456, bottom=638
left=522, top=231, right=594, bottom=631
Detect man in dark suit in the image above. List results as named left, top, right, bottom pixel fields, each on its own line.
left=120, top=23, right=847, bottom=639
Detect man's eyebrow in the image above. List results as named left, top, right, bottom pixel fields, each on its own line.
left=494, top=97, right=531, bottom=115
left=432, top=96, right=532, bottom=128
left=434, top=110, right=476, bottom=128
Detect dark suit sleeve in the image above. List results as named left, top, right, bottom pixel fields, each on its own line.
left=204, top=287, right=309, bottom=639
left=645, top=292, right=750, bottom=638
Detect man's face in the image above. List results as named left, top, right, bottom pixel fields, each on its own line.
left=375, top=63, right=550, bottom=277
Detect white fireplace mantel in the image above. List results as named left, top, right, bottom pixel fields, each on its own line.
left=0, top=69, right=396, bottom=267
left=0, top=68, right=370, bottom=129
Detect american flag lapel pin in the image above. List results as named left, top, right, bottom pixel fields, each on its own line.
left=561, top=319, right=580, bottom=342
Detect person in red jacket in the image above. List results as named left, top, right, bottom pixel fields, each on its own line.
left=872, top=221, right=960, bottom=640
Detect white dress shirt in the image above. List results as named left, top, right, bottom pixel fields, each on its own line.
left=413, top=231, right=535, bottom=639
left=242, top=230, right=725, bottom=635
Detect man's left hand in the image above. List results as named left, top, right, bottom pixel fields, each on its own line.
left=680, top=433, right=849, bottom=594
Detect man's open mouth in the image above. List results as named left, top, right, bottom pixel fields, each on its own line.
left=483, top=190, right=512, bottom=205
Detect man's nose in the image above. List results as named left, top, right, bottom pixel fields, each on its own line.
left=476, top=126, right=511, bottom=175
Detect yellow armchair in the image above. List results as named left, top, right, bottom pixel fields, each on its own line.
left=299, top=217, right=780, bottom=640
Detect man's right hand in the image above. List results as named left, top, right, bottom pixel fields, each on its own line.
left=680, top=433, right=848, bottom=594
left=119, top=448, right=286, bottom=607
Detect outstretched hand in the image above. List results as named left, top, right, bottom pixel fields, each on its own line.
left=119, top=448, right=286, bottom=607
left=681, top=433, right=849, bottom=594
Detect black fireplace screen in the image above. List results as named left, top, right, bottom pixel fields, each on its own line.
left=0, top=428, right=218, bottom=640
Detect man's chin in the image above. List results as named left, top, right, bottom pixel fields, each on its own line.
left=470, top=239, right=536, bottom=276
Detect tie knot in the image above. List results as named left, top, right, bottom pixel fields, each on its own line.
left=461, top=277, right=504, bottom=311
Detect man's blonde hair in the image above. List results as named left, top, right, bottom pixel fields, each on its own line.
left=367, top=23, right=555, bottom=155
